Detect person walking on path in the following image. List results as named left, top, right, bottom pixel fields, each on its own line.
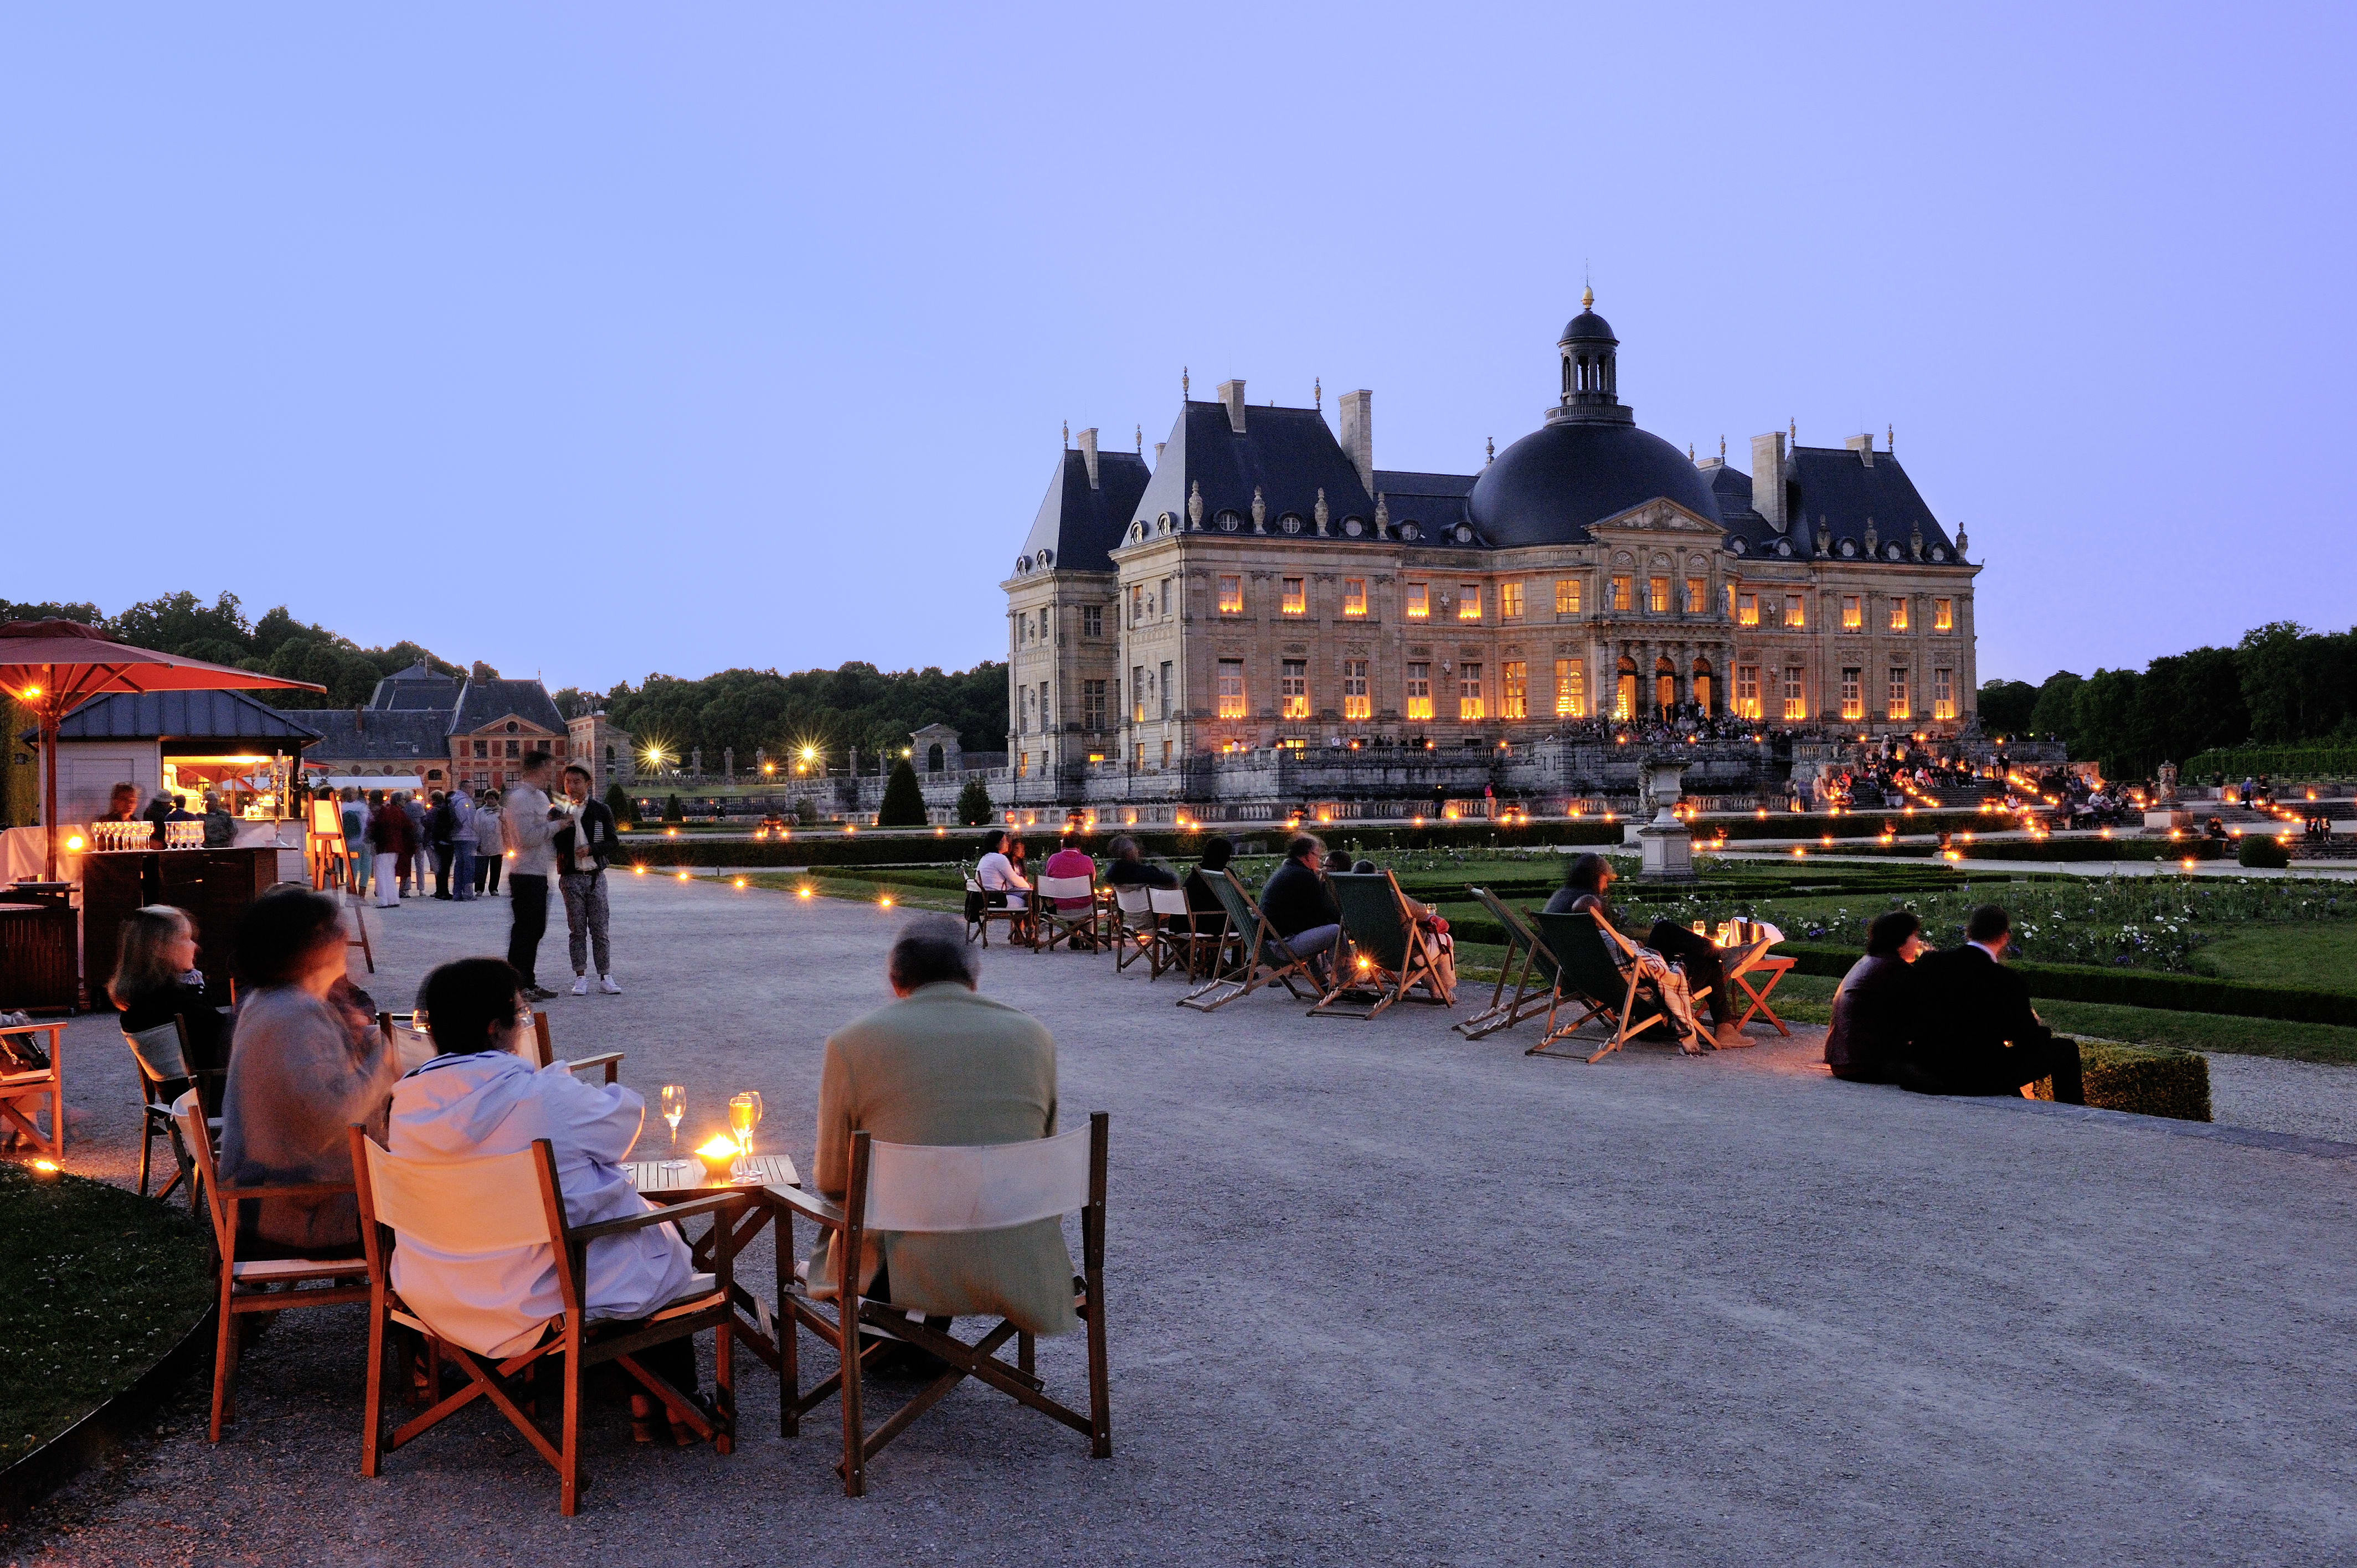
left=449, top=787, right=479, bottom=902
left=503, top=752, right=564, bottom=1001
left=552, top=763, right=623, bottom=995
left=473, top=790, right=506, bottom=897
left=338, top=787, right=370, bottom=895
left=400, top=790, right=430, bottom=898
left=426, top=790, right=457, bottom=900
left=367, top=790, right=407, bottom=910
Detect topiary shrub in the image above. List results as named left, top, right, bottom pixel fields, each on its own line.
left=877, top=758, right=928, bottom=827
left=2237, top=834, right=2290, bottom=869
left=956, top=776, right=993, bottom=827
left=605, top=782, right=635, bottom=826
left=663, top=793, right=683, bottom=823
left=2030, top=1036, right=2211, bottom=1122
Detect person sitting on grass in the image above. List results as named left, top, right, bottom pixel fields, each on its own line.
left=1900, top=906, right=2085, bottom=1102
left=1824, top=910, right=1927, bottom=1084
left=1258, top=835, right=1342, bottom=989
left=1544, top=854, right=1736, bottom=1050
left=386, top=956, right=706, bottom=1445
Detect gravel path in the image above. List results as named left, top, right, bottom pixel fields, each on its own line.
left=9, top=877, right=2357, bottom=1566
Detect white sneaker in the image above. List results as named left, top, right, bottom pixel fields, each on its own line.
left=599, top=975, right=622, bottom=995
left=570, top=976, right=589, bottom=997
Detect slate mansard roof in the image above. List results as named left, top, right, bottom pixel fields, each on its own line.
left=39, top=689, right=324, bottom=745
left=278, top=668, right=569, bottom=761
left=1706, top=447, right=1960, bottom=565
left=1017, top=448, right=1154, bottom=574
left=453, top=677, right=567, bottom=734
left=273, top=708, right=453, bottom=762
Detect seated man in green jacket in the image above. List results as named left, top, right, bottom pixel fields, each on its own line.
left=806, top=914, right=1077, bottom=1347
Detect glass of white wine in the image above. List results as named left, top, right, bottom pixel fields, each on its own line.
left=728, top=1091, right=763, bottom=1182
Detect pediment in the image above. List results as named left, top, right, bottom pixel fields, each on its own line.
left=1588, top=499, right=1723, bottom=536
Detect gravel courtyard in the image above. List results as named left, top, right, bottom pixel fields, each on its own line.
left=11, top=874, right=2357, bottom=1566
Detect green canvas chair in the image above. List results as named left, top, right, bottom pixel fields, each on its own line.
left=1310, top=871, right=1453, bottom=1020
left=1453, top=889, right=1562, bottom=1040
left=1177, top=870, right=1316, bottom=1012
left=1527, top=909, right=1711, bottom=1063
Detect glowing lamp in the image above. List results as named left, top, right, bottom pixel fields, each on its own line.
left=633, top=864, right=648, bottom=875
left=666, top=827, right=677, bottom=837
left=676, top=871, right=690, bottom=881
left=1792, top=846, right=1807, bottom=857
left=696, top=1136, right=742, bottom=1180
left=30, top=1158, right=59, bottom=1175
left=733, top=876, right=747, bottom=888
left=879, top=895, right=894, bottom=908
left=797, top=886, right=814, bottom=899
left=20, top=686, right=39, bottom=699
left=64, top=833, right=85, bottom=853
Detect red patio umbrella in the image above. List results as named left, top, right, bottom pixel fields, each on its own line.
left=1, top=618, right=327, bottom=880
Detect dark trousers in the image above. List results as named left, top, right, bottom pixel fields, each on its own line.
left=431, top=845, right=453, bottom=898
left=1646, top=920, right=1732, bottom=1025
left=478, top=852, right=502, bottom=895
left=508, top=874, right=549, bottom=987
left=1905, top=1032, right=2085, bottom=1103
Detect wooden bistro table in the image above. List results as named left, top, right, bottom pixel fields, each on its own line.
left=625, top=1153, right=802, bottom=1404
left=1716, top=936, right=1797, bottom=1038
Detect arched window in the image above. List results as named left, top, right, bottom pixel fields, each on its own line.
left=927, top=744, right=945, bottom=772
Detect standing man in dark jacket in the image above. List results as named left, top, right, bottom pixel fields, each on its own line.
left=552, top=763, right=623, bottom=996
left=1258, top=835, right=1342, bottom=988
left=1902, top=905, right=2084, bottom=1102
left=426, top=791, right=458, bottom=900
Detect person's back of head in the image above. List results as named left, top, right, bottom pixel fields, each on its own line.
left=1108, top=834, right=1140, bottom=863
left=419, top=958, right=524, bottom=1059
left=980, top=828, right=1006, bottom=857
left=236, top=885, right=345, bottom=990
left=1565, top=853, right=1608, bottom=893
left=109, top=905, right=192, bottom=1009
left=1324, top=850, right=1351, bottom=873
left=1198, top=836, right=1233, bottom=873
left=888, top=914, right=978, bottom=994
left=1864, top=910, right=1921, bottom=958
left=1965, top=904, right=2010, bottom=946
left=1352, top=859, right=1377, bottom=875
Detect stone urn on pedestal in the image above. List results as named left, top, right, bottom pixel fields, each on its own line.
left=1636, top=757, right=1696, bottom=880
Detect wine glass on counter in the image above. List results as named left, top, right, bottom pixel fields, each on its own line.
left=728, top=1091, right=763, bottom=1180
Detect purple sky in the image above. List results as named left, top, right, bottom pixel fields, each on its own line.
left=4, top=6, right=2350, bottom=692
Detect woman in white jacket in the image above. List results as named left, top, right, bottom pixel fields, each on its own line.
left=387, top=957, right=704, bottom=1443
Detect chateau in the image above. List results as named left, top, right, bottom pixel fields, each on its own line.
left=1002, top=296, right=1980, bottom=821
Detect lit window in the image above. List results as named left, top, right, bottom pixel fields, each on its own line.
left=1684, top=577, right=1705, bottom=615
left=1458, top=663, right=1485, bottom=720
left=1887, top=667, right=1911, bottom=721
left=1840, top=668, right=1862, bottom=720
left=1342, top=578, right=1367, bottom=616
left=1784, top=594, right=1805, bottom=628
left=1500, top=581, right=1525, bottom=619
left=1933, top=668, right=1955, bottom=721
left=1282, top=577, right=1306, bottom=617
left=1889, top=597, right=1910, bottom=632
left=1343, top=659, right=1370, bottom=720
left=1132, top=666, right=1147, bottom=724
left=1083, top=605, right=1103, bottom=637
left=1216, top=660, right=1246, bottom=719
left=1130, top=585, right=1147, bottom=626
left=1841, top=595, right=1862, bottom=630
left=1217, top=575, right=1243, bottom=614
left=1159, top=661, right=1172, bottom=721
left=1458, top=584, right=1482, bottom=622
left=1783, top=667, right=1807, bottom=721
left=1406, top=583, right=1429, bottom=620
left=1161, top=739, right=1172, bottom=767
left=1017, top=750, right=1028, bottom=777
left=1648, top=576, right=1670, bottom=613
left=1934, top=597, right=1954, bottom=632
left=1280, top=659, right=1309, bottom=719
left=1555, top=658, right=1585, bottom=717
left=1611, top=575, right=1633, bottom=612
left=1083, top=679, right=1107, bottom=731
left=1406, top=663, right=1433, bottom=720
left=1613, top=668, right=1635, bottom=721
left=1555, top=579, right=1581, bottom=615
left=1735, top=664, right=1762, bottom=720
left=1737, top=593, right=1759, bottom=627
left=1501, top=661, right=1527, bottom=719
left=1134, top=742, right=1145, bottom=769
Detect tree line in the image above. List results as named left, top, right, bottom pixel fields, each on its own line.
left=1978, top=621, right=2356, bottom=779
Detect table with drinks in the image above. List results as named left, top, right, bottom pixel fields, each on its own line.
left=1687, top=916, right=1797, bottom=1038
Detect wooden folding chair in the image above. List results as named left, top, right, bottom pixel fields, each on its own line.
left=1177, top=871, right=1317, bottom=1012
left=1146, top=888, right=1195, bottom=979
left=173, top=1091, right=372, bottom=1442
left=349, top=1128, right=745, bottom=1516
left=122, top=1018, right=223, bottom=1203
left=529, top=1011, right=624, bottom=1084
left=774, top=1113, right=1111, bottom=1497
left=1108, top=886, right=1157, bottom=974
left=344, top=887, right=375, bottom=974
left=1310, top=871, right=1453, bottom=1020
left=962, top=867, right=1028, bottom=947
left=0, top=1019, right=66, bottom=1161
left=1453, top=889, right=1563, bottom=1040
left=1526, top=910, right=1711, bottom=1064
left=1032, top=875, right=1101, bottom=954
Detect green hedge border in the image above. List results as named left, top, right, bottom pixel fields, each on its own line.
left=2183, top=744, right=2357, bottom=780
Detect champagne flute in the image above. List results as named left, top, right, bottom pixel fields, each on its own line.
left=728, top=1092, right=763, bottom=1179
left=660, top=1084, right=685, bottom=1152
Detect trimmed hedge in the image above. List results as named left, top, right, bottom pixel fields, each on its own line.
left=2183, top=744, right=2357, bottom=781
left=2238, top=835, right=2291, bottom=869
left=1771, top=941, right=2357, bottom=1027
left=2031, top=1037, right=2211, bottom=1122
left=1743, top=837, right=2231, bottom=864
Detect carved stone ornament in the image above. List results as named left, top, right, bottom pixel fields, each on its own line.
left=1864, top=517, right=1879, bottom=554
left=1187, top=480, right=1204, bottom=529
left=1314, top=488, right=1330, bottom=533
left=1250, top=487, right=1267, bottom=532
left=1815, top=520, right=1831, bottom=557
left=1909, top=522, right=1923, bottom=561
left=1374, top=492, right=1390, bottom=535
left=1955, top=525, right=1969, bottom=556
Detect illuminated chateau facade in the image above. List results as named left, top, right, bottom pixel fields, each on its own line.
left=1001, top=297, right=1980, bottom=817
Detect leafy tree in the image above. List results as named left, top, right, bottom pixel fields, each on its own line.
left=1976, top=679, right=2036, bottom=737
left=598, top=661, right=1007, bottom=768
left=2027, top=671, right=2083, bottom=744
left=877, top=757, right=928, bottom=827
left=604, top=781, right=635, bottom=825
left=2071, top=668, right=2142, bottom=779
left=0, top=599, right=101, bottom=626
left=956, top=775, right=994, bottom=827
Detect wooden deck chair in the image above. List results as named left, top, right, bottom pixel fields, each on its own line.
left=1310, top=871, right=1453, bottom=1021
left=349, top=1128, right=747, bottom=1517
left=0, top=1019, right=66, bottom=1161
left=528, top=1010, right=624, bottom=1084
left=1146, top=888, right=1195, bottom=979
left=1526, top=910, right=1710, bottom=1064
left=173, top=1091, right=372, bottom=1442
left=122, top=1018, right=222, bottom=1203
left=961, top=865, right=1028, bottom=947
left=773, top=1113, right=1111, bottom=1497
left=1108, top=885, right=1158, bottom=974
left=1453, top=889, right=1562, bottom=1040
left=1032, top=875, right=1101, bottom=954
left=344, top=887, right=375, bottom=974
left=1176, top=870, right=1316, bottom=1012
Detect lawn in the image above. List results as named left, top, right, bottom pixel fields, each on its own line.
left=0, top=1159, right=214, bottom=1471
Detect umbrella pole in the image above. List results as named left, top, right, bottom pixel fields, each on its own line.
left=43, top=710, right=59, bottom=883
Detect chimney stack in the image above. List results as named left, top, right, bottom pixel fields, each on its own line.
left=1845, top=432, right=1875, bottom=467
left=1337, top=389, right=1374, bottom=496
left=1078, top=426, right=1100, bottom=488
left=1750, top=432, right=1788, bottom=530
left=1217, top=379, right=1247, bottom=434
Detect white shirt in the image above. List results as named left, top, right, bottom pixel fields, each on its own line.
left=505, top=780, right=562, bottom=876
left=977, top=850, right=1029, bottom=905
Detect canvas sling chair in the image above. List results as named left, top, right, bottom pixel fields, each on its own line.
left=122, top=1017, right=222, bottom=1203
left=1146, top=886, right=1195, bottom=979
left=376, top=1010, right=624, bottom=1085
left=771, top=1113, right=1111, bottom=1497
left=1453, top=889, right=1564, bottom=1040
left=1108, top=885, right=1160, bottom=974
left=348, top=1127, right=748, bottom=1517
left=1032, top=874, right=1102, bottom=954
left=1177, top=869, right=1318, bottom=1012
left=962, top=865, right=1028, bottom=947
left=1526, top=909, right=1713, bottom=1064
left=1310, top=871, right=1454, bottom=1021
left=173, top=1091, right=372, bottom=1443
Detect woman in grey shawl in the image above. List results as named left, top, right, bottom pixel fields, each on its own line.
left=217, top=886, right=400, bottom=1256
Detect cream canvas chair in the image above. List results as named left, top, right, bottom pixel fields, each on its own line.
left=349, top=1128, right=748, bottom=1516
left=1031, top=874, right=1100, bottom=953
left=774, top=1113, right=1111, bottom=1497
left=1108, top=885, right=1157, bottom=974
left=1146, top=887, right=1195, bottom=979
left=122, top=1018, right=218, bottom=1202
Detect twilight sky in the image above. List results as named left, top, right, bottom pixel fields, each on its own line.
left=4, top=5, right=2350, bottom=693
